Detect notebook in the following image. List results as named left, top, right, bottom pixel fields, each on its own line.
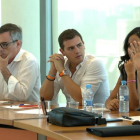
left=86, top=125, right=140, bottom=137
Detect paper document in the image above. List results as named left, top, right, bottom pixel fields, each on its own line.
left=0, top=101, right=10, bottom=104
left=81, top=108, right=110, bottom=112
left=0, top=104, right=33, bottom=109
left=120, top=116, right=140, bottom=121
left=95, top=108, right=110, bottom=112
left=15, top=109, right=51, bottom=114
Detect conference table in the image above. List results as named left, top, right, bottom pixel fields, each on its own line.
left=14, top=111, right=140, bottom=140
left=0, top=102, right=140, bottom=140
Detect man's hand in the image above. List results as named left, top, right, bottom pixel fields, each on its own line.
left=49, top=59, right=57, bottom=75
left=48, top=54, right=65, bottom=72
left=106, top=98, right=119, bottom=111
left=0, top=54, right=11, bottom=83
left=0, top=53, right=10, bottom=71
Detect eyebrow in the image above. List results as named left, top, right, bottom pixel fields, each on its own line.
left=67, top=41, right=82, bottom=49
left=0, top=42, right=8, bottom=44
left=77, top=42, right=82, bottom=45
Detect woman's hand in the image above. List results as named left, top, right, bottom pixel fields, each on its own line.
left=124, top=59, right=135, bottom=76
left=128, top=41, right=140, bottom=72
left=106, top=98, right=119, bottom=111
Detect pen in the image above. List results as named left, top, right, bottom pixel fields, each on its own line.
left=122, top=116, right=132, bottom=120
left=41, top=97, right=47, bottom=115
left=19, top=104, right=38, bottom=107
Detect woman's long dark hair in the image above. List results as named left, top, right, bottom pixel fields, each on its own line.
left=118, top=27, right=140, bottom=80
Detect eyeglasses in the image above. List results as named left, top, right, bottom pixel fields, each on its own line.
left=0, top=40, right=17, bottom=49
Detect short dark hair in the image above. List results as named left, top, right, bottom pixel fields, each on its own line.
left=0, top=23, right=22, bottom=43
left=58, top=29, right=83, bottom=50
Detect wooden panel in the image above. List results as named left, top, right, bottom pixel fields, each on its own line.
left=0, top=128, right=37, bottom=140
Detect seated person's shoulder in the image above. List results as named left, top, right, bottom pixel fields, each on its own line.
left=85, top=54, right=104, bottom=67
left=21, top=49, right=38, bottom=62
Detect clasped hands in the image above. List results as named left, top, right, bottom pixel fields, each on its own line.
left=48, top=53, right=65, bottom=73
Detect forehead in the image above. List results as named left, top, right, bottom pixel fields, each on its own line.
left=128, top=34, right=140, bottom=43
left=0, top=32, right=11, bottom=42
left=63, top=36, right=82, bottom=48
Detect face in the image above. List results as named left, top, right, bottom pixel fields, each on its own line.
left=60, top=35, right=85, bottom=66
left=0, top=32, right=21, bottom=64
left=128, top=34, right=140, bottom=58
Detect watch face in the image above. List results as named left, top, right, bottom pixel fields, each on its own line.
left=59, top=69, right=69, bottom=77
left=63, top=69, right=68, bottom=75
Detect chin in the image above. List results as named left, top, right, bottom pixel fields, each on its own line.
left=79, top=56, right=84, bottom=61
left=77, top=58, right=83, bottom=64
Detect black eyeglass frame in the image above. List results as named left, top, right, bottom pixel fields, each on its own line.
left=0, top=40, right=18, bottom=49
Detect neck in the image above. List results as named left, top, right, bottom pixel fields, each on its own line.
left=69, top=63, right=76, bottom=74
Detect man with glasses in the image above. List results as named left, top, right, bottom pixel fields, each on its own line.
left=0, top=23, right=41, bottom=101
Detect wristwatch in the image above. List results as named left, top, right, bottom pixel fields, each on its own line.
left=59, top=69, right=69, bottom=77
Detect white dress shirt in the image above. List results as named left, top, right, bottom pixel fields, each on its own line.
left=0, top=49, right=41, bottom=101
left=52, top=53, right=110, bottom=104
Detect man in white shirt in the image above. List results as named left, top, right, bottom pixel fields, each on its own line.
left=0, top=23, right=40, bottom=101
left=40, top=29, right=110, bottom=105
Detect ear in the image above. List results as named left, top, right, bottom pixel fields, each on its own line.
left=16, top=40, right=21, bottom=48
left=82, top=41, right=85, bottom=49
left=59, top=48, right=65, bottom=56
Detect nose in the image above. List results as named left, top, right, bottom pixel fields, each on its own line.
left=0, top=45, right=2, bottom=51
left=0, top=45, right=3, bottom=54
left=75, top=46, right=80, bottom=54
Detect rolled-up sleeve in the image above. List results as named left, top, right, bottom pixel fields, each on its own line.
left=8, top=60, right=40, bottom=101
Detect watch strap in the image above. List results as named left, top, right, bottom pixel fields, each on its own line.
left=59, top=69, right=65, bottom=77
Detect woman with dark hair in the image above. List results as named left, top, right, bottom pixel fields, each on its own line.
left=105, top=27, right=140, bottom=111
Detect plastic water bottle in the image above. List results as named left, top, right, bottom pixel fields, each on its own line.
left=83, top=84, right=93, bottom=112
left=119, top=80, right=129, bottom=113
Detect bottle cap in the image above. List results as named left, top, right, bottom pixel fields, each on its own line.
left=121, top=80, right=126, bottom=85
left=86, top=84, right=91, bottom=89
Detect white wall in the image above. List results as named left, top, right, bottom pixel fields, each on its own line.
left=1, top=0, right=40, bottom=63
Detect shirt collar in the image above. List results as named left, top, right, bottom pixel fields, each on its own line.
left=13, top=48, right=23, bottom=62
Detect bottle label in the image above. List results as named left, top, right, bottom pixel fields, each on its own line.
left=86, top=100, right=92, bottom=106
left=120, top=95, right=129, bottom=101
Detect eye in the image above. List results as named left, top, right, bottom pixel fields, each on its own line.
left=77, top=43, right=82, bottom=47
left=1, top=43, right=8, bottom=48
left=68, top=47, right=74, bottom=50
